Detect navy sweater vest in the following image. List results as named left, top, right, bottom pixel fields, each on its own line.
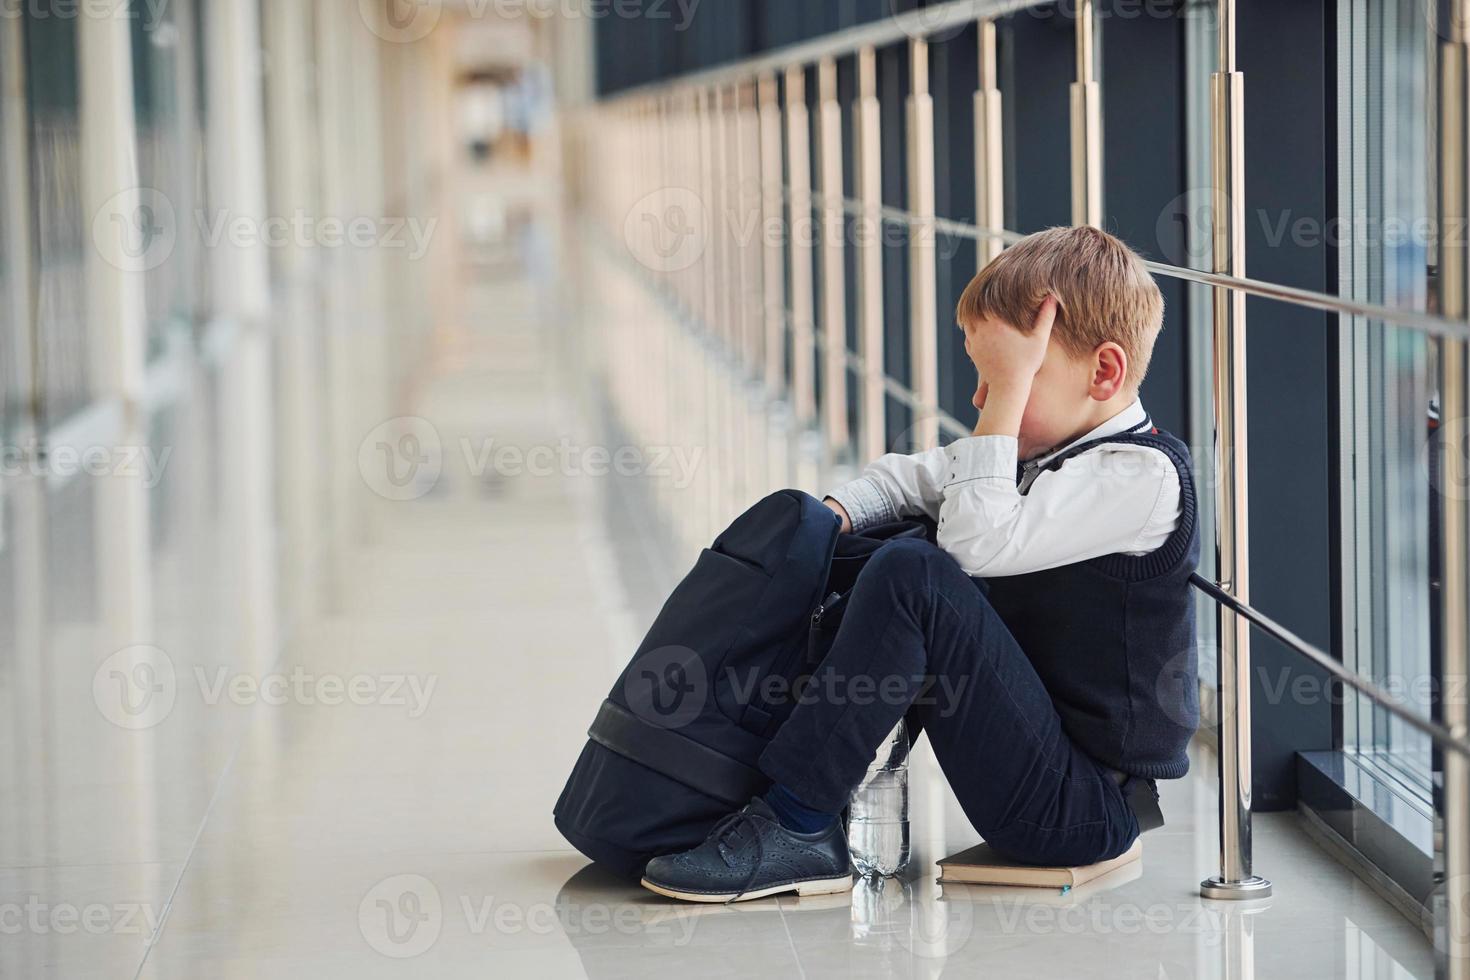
left=982, top=428, right=1201, bottom=780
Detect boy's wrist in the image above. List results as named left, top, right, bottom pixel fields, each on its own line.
left=985, top=374, right=1033, bottom=399
left=824, top=479, right=895, bottom=532
left=973, top=377, right=1031, bottom=437
left=822, top=496, right=853, bottom=533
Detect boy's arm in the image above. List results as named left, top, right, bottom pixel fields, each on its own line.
left=824, top=447, right=951, bottom=532
left=935, top=434, right=1181, bottom=576
left=940, top=314, right=1180, bottom=576
left=824, top=300, right=1055, bottom=534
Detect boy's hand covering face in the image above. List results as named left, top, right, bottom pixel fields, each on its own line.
left=963, top=294, right=1058, bottom=389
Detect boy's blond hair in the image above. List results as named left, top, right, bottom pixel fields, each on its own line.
left=955, top=226, right=1164, bottom=390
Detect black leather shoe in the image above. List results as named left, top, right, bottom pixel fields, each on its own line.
left=641, top=797, right=853, bottom=903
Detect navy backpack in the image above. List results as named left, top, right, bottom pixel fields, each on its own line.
left=553, top=489, right=933, bottom=878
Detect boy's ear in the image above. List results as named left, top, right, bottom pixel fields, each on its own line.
left=1090, top=342, right=1128, bottom=400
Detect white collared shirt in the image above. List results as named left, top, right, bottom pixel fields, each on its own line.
left=826, top=399, right=1184, bottom=577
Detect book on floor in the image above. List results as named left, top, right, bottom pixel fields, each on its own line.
left=936, top=838, right=1143, bottom=888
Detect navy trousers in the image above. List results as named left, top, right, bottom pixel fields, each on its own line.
left=758, top=538, right=1140, bottom=866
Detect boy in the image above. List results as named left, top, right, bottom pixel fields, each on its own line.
left=641, top=226, right=1199, bottom=903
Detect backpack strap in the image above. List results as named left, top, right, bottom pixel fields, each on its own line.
left=588, top=699, right=766, bottom=807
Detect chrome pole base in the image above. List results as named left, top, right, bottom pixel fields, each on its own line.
left=1200, top=875, right=1273, bottom=900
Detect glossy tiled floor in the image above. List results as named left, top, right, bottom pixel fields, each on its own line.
left=1, top=267, right=1437, bottom=978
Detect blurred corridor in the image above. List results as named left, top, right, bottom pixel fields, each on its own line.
left=2, top=0, right=1468, bottom=977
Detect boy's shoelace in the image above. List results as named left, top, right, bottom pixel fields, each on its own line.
left=708, top=808, right=771, bottom=903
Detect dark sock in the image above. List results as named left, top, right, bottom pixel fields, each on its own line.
left=764, top=783, right=837, bottom=834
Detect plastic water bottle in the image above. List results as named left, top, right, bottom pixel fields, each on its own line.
left=847, top=720, right=911, bottom=877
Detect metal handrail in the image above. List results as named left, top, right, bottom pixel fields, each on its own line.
left=607, top=10, right=1470, bottom=344
left=811, top=191, right=1470, bottom=342
left=1191, top=575, right=1470, bottom=760
left=603, top=0, right=1046, bottom=103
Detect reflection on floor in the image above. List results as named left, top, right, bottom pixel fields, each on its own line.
left=0, top=265, right=1436, bottom=978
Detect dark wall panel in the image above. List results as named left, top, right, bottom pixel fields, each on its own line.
left=1237, top=0, right=1336, bottom=810
left=1099, top=0, right=1188, bottom=435
left=879, top=42, right=913, bottom=450
left=1000, top=12, right=1073, bottom=233
left=595, top=0, right=921, bottom=97
left=932, top=26, right=979, bottom=427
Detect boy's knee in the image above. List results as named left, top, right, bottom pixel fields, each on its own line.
left=860, top=537, right=953, bottom=584
left=859, top=537, right=994, bottom=621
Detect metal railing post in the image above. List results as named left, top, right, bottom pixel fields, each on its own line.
left=1201, top=0, right=1271, bottom=902
left=734, top=79, right=768, bottom=500
left=1069, top=0, right=1101, bottom=228
left=975, top=20, right=1004, bottom=267
left=686, top=87, right=709, bottom=548
left=658, top=95, right=683, bottom=544
left=698, top=87, right=717, bottom=334
left=1437, top=3, right=1470, bottom=974
left=758, top=72, right=793, bottom=492
left=735, top=80, right=762, bottom=372
left=907, top=38, right=939, bottom=450
left=713, top=84, right=737, bottom=532
left=817, top=56, right=850, bottom=457
left=855, top=46, right=887, bottom=463
left=676, top=90, right=697, bottom=319
left=720, top=84, right=741, bottom=349
left=785, top=66, right=817, bottom=426
left=758, top=73, right=786, bottom=396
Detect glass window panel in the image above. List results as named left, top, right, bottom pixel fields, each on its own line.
left=1183, top=3, right=1219, bottom=691
left=23, top=11, right=87, bottom=426
left=131, top=0, right=206, bottom=355
left=0, top=15, right=30, bottom=437
left=1336, top=0, right=1435, bottom=790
